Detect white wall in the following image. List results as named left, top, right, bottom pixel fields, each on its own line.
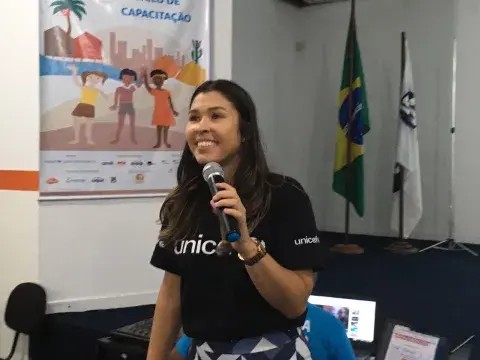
left=232, top=0, right=458, bottom=242
left=39, top=0, right=234, bottom=313
left=232, top=0, right=301, bottom=160
left=39, top=199, right=164, bottom=312
left=454, top=0, right=480, bottom=244
left=298, top=0, right=455, bottom=241
left=0, top=0, right=40, bottom=357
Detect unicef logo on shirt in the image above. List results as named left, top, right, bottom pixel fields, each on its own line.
left=159, top=236, right=267, bottom=256
left=294, top=235, right=320, bottom=246
left=174, top=234, right=217, bottom=256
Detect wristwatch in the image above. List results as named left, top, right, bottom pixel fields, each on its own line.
left=237, top=237, right=267, bottom=266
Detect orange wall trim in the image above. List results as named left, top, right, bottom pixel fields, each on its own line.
left=0, top=170, right=39, bottom=191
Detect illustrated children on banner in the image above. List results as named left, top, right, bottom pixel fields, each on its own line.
left=68, top=65, right=108, bottom=145
left=142, top=67, right=179, bottom=148
left=109, top=68, right=143, bottom=145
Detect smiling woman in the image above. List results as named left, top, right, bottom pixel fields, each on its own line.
left=147, top=80, right=325, bottom=360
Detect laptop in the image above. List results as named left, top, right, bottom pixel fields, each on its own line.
left=110, top=317, right=153, bottom=347
left=308, top=295, right=376, bottom=359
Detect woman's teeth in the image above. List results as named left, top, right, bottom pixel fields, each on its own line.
left=197, top=141, right=216, bottom=148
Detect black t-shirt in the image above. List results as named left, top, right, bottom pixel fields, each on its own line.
left=150, top=174, right=324, bottom=341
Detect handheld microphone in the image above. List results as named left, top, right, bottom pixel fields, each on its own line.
left=202, top=162, right=241, bottom=243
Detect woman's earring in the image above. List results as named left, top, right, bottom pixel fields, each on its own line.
left=241, top=137, right=246, bottom=143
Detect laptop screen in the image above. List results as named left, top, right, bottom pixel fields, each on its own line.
left=308, top=295, right=376, bottom=343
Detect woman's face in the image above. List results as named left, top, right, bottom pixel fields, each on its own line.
left=186, top=91, right=241, bottom=166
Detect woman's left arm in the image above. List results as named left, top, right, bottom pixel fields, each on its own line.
left=238, top=240, right=314, bottom=318
left=212, top=181, right=324, bottom=319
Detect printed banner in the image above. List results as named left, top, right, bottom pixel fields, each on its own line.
left=39, top=0, right=210, bottom=198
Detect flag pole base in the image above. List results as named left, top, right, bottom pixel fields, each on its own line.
left=330, top=243, right=364, bottom=254
left=385, top=240, right=418, bottom=254
left=418, top=238, right=478, bottom=256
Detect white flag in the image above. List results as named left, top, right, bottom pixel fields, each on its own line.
left=391, top=38, right=423, bottom=238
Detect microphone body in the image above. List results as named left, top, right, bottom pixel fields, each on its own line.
left=203, top=163, right=241, bottom=243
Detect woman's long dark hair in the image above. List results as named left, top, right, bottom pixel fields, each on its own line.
left=159, top=79, right=272, bottom=244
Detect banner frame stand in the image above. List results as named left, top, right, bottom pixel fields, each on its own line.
left=418, top=36, right=477, bottom=256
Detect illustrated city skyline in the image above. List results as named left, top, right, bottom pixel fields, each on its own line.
left=43, top=26, right=186, bottom=69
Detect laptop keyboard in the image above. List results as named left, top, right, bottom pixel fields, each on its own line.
left=112, top=318, right=153, bottom=341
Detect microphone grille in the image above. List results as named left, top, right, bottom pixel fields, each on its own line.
left=202, top=162, right=224, bottom=181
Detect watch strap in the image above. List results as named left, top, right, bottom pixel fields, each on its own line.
left=238, top=238, right=267, bottom=266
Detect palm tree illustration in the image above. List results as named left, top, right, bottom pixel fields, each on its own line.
left=50, top=0, right=87, bottom=56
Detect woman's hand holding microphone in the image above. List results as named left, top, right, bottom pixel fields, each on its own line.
left=210, top=183, right=258, bottom=259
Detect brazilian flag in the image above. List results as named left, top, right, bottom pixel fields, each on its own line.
left=332, top=15, right=370, bottom=217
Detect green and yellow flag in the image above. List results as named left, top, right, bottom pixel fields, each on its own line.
left=332, top=14, right=370, bottom=217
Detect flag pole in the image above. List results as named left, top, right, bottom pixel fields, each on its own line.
left=331, top=0, right=364, bottom=255
left=386, top=32, right=418, bottom=254
left=399, top=31, right=406, bottom=242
